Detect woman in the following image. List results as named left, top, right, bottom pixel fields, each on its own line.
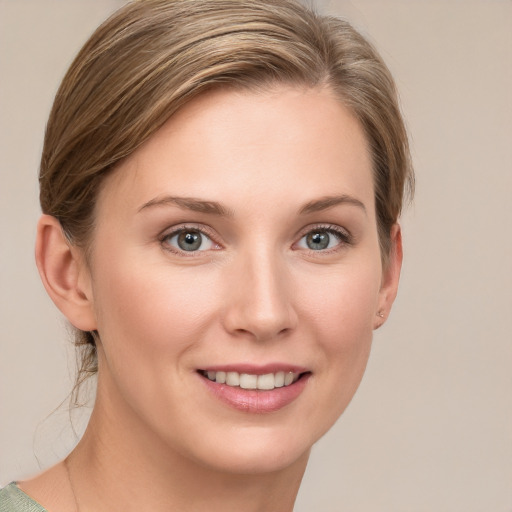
left=0, top=0, right=413, bottom=510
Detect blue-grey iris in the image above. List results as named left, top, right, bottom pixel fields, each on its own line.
left=177, top=231, right=202, bottom=251
left=306, top=231, right=330, bottom=250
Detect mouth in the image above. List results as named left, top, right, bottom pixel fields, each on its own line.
left=198, top=369, right=307, bottom=390
left=197, top=364, right=311, bottom=412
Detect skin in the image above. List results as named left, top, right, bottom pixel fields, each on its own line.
left=25, top=86, right=402, bottom=512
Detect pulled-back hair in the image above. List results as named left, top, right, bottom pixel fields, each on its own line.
left=39, top=0, right=413, bottom=399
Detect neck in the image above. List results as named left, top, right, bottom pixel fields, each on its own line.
left=67, top=388, right=309, bottom=512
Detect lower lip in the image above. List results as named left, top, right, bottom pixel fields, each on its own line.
left=199, top=373, right=311, bottom=413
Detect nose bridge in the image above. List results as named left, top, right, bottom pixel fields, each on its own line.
left=223, top=242, right=296, bottom=341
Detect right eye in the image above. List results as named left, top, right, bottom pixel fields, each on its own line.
left=163, top=228, right=216, bottom=253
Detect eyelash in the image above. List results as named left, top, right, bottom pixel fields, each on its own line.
left=159, top=224, right=220, bottom=256
left=159, top=223, right=353, bottom=256
left=294, top=224, right=353, bottom=253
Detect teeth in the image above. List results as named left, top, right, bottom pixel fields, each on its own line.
left=203, top=370, right=301, bottom=390
left=284, top=372, right=294, bottom=386
left=239, top=373, right=257, bottom=389
left=226, top=372, right=240, bottom=386
left=257, top=373, right=275, bottom=390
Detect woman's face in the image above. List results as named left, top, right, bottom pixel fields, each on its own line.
left=82, top=86, right=399, bottom=474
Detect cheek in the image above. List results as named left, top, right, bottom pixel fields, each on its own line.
left=90, top=253, right=221, bottom=374
left=296, top=259, right=381, bottom=424
left=298, top=258, right=382, bottom=344
left=89, top=255, right=227, bottom=440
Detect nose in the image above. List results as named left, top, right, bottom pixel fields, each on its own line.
left=221, top=248, right=297, bottom=342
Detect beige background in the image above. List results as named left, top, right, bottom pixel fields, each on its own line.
left=1, top=1, right=511, bottom=510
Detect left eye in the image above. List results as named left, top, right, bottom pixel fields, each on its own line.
left=165, top=229, right=215, bottom=252
left=297, top=229, right=344, bottom=251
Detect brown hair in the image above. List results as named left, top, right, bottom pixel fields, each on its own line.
left=39, top=0, right=414, bottom=397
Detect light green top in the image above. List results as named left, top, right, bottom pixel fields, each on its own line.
left=0, top=484, right=47, bottom=512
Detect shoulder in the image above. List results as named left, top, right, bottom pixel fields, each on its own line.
left=0, top=483, right=48, bottom=512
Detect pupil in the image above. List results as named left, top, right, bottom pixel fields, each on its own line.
left=307, top=231, right=329, bottom=250
left=178, top=231, right=201, bottom=251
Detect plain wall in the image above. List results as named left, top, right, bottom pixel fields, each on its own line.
left=0, top=1, right=511, bottom=510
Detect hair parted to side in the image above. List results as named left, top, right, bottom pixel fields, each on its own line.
left=39, top=0, right=414, bottom=400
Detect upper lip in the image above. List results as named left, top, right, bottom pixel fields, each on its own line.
left=198, top=363, right=309, bottom=375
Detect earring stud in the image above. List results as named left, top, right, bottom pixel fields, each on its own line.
left=377, top=311, right=384, bottom=318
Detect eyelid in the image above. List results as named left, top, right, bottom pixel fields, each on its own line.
left=294, top=224, right=353, bottom=252
left=158, top=222, right=353, bottom=256
left=159, top=223, right=222, bottom=254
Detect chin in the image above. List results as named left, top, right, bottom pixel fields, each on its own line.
left=194, top=433, right=312, bottom=475
left=170, top=410, right=335, bottom=476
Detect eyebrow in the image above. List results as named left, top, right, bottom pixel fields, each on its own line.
left=138, top=196, right=233, bottom=216
left=138, top=193, right=366, bottom=217
left=299, top=195, right=367, bottom=215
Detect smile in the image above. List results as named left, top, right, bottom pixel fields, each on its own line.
left=197, top=365, right=311, bottom=412
left=200, top=370, right=300, bottom=390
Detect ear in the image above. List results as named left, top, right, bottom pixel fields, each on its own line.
left=374, top=223, right=403, bottom=329
left=35, top=214, right=97, bottom=332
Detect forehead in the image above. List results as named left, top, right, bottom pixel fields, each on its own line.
left=97, top=85, right=374, bottom=217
